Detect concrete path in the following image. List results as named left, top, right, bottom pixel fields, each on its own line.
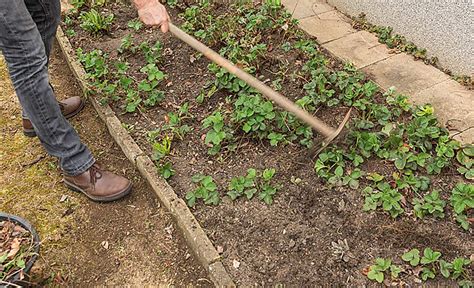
left=282, top=0, right=473, bottom=144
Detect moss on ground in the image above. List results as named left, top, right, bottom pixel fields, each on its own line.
left=0, top=57, right=78, bottom=258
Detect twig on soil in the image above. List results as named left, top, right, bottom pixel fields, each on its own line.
left=21, top=154, right=46, bottom=168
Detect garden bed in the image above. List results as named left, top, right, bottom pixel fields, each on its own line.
left=61, top=1, right=472, bottom=286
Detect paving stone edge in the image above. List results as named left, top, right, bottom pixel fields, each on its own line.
left=55, top=26, right=235, bottom=287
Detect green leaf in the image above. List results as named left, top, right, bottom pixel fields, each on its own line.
left=16, top=258, right=25, bottom=269
left=185, top=191, right=196, bottom=207
left=0, top=252, right=7, bottom=264
left=439, top=259, right=452, bottom=278
left=421, top=267, right=435, bottom=281
left=420, top=248, right=441, bottom=264
left=401, top=249, right=420, bottom=266
left=367, top=267, right=384, bottom=283
left=334, top=166, right=344, bottom=177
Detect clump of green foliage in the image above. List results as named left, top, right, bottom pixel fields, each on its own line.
left=367, top=248, right=472, bottom=286
left=79, top=8, right=114, bottom=34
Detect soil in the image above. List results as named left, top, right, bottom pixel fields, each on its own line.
left=0, top=45, right=209, bottom=286
left=63, top=2, right=473, bottom=286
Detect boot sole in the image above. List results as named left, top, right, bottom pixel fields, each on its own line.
left=23, top=100, right=86, bottom=138
left=64, top=179, right=132, bottom=202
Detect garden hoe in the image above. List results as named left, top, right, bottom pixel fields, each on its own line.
left=168, top=23, right=352, bottom=155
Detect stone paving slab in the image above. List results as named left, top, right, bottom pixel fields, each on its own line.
left=282, top=0, right=334, bottom=19
left=284, top=0, right=472, bottom=145
left=362, top=53, right=450, bottom=95
left=322, top=30, right=392, bottom=68
left=299, top=11, right=355, bottom=44
left=413, top=80, right=474, bottom=144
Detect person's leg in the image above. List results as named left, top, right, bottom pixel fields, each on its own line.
left=1, top=0, right=131, bottom=202
left=24, top=0, right=60, bottom=62
left=20, top=0, right=84, bottom=136
left=0, top=0, right=94, bottom=176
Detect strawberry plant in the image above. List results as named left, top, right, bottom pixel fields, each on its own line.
left=450, top=258, right=471, bottom=280
left=402, top=248, right=420, bottom=266
left=186, top=175, right=220, bottom=207
left=232, top=92, right=275, bottom=138
left=139, top=40, right=163, bottom=64
left=79, top=9, right=114, bottom=34
left=366, top=258, right=401, bottom=283
left=158, top=162, right=175, bottom=180
left=227, top=168, right=258, bottom=200
left=227, top=168, right=281, bottom=204
left=76, top=48, right=108, bottom=80
left=412, top=190, right=446, bottom=219
left=202, top=111, right=233, bottom=155
left=456, top=145, right=474, bottom=180
left=258, top=168, right=280, bottom=205
left=117, top=34, right=136, bottom=54
left=363, top=182, right=404, bottom=218
left=140, top=63, right=166, bottom=82
left=450, top=182, right=474, bottom=230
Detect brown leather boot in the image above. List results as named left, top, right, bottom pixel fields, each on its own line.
left=63, top=164, right=132, bottom=202
left=23, top=96, right=85, bottom=137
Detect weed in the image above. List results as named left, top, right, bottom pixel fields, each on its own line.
left=65, top=29, right=76, bottom=37
left=79, top=9, right=114, bottom=34
left=117, top=34, right=136, bottom=54
left=151, top=135, right=172, bottom=161
left=127, top=19, right=143, bottom=31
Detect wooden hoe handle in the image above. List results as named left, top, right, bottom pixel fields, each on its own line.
left=168, top=23, right=337, bottom=138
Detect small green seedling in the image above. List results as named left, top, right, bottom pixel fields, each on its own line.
left=367, top=258, right=400, bottom=283
left=186, top=175, right=220, bottom=207
left=401, top=248, right=420, bottom=266
left=127, top=19, right=143, bottom=31
left=152, top=135, right=172, bottom=161
left=227, top=168, right=257, bottom=200
left=420, top=247, right=442, bottom=265
left=158, top=162, right=175, bottom=180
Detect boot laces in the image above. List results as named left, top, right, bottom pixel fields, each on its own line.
left=89, top=164, right=103, bottom=185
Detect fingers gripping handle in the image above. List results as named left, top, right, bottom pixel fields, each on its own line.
left=168, top=23, right=336, bottom=138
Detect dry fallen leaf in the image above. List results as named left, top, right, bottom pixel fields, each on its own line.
left=361, top=265, right=370, bottom=276
left=232, top=259, right=240, bottom=269
left=101, top=241, right=109, bottom=250
left=7, top=238, right=20, bottom=258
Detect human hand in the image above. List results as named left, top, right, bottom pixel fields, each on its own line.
left=134, top=0, right=170, bottom=33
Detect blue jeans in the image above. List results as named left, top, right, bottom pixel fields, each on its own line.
left=0, top=0, right=94, bottom=176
